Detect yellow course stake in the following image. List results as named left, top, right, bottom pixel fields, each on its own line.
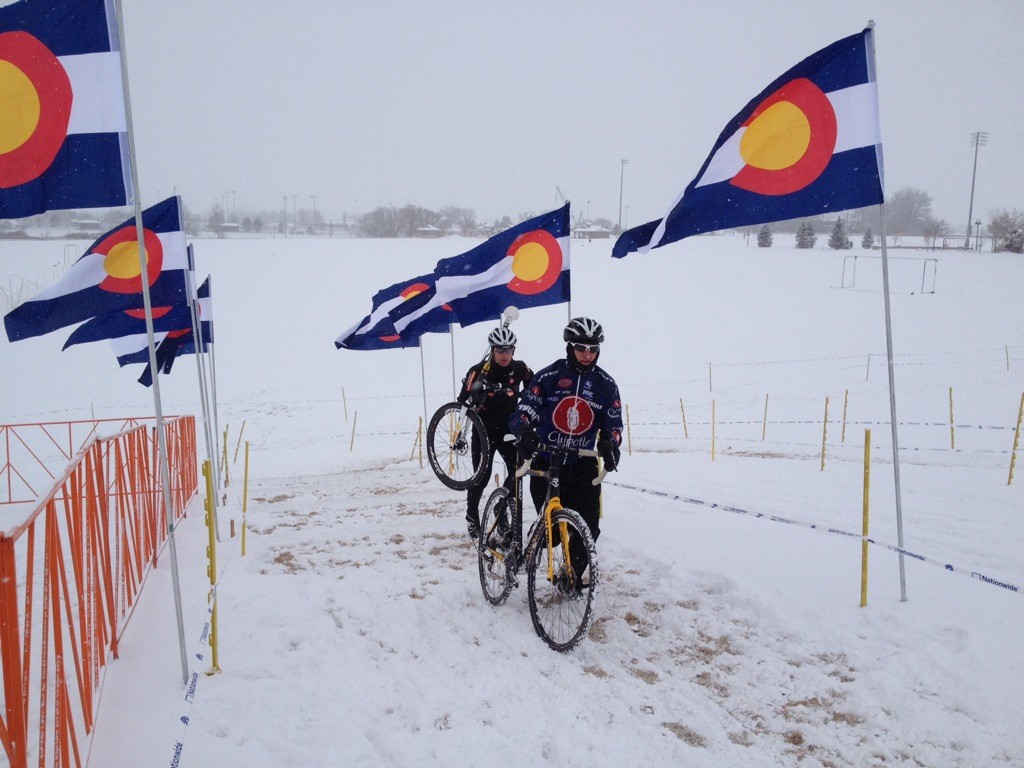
left=233, top=419, right=246, bottom=464
left=1009, top=392, right=1024, bottom=486
left=762, top=394, right=769, bottom=441
left=820, top=396, right=830, bottom=471
left=711, top=399, right=716, bottom=461
left=949, top=386, right=956, bottom=450
left=203, top=460, right=222, bottom=673
left=242, top=441, right=250, bottom=556
left=841, top=389, right=849, bottom=444
left=679, top=398, right=688, bottom=439
left=625, top=404, right=632, bottom=456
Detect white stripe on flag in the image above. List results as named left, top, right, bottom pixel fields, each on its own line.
left=111, top=331, right=166, bottom=357
left=694, top=81, right=880, bottom=189
left=391, top=252, right=570, bottom=336
left=62, top=51, right=127, bottom=134
left=28, top=230, right=189, bottom=301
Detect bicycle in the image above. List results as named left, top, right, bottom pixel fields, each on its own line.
left=425, top=379, right=507, bottom=490
left=477, top=442, right=605, bottom=652
left=425, top=307, right=519, bottom=491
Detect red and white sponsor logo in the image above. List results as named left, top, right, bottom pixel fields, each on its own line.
left=558, top=377, right=572, bottom=388
left=552, top=396, right=595, bottom=436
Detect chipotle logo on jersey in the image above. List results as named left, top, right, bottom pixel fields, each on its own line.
left=552, top=396, right=595, bottom=436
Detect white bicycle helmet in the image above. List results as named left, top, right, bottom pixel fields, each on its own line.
left=488, top=326, right=517, bottom=348
left=563, top=317, right=604, bottom=345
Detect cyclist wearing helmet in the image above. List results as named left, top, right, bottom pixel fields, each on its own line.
left=459, top=325, right=534, bottom=539
left=511, top=317, right=623, bottom=569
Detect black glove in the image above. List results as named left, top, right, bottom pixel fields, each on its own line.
left=516, top=429, right=539, bottom=457
left=597, top=439, right=620, bottom=471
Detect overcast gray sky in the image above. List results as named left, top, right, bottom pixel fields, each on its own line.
left=121, top=0, right=1024, bottom=231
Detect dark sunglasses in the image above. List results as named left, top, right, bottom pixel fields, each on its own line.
left=572, top=343, right=599, bottom=353
left=493, top=345, right=515, bottom=353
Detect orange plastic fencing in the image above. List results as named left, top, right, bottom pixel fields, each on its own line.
left=0, top=416, right=197, bottom=768
left=0, top=417, right=181, bottom=506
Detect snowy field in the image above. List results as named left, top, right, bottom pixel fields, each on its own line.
left=2, top=232, right=1023, bottom=767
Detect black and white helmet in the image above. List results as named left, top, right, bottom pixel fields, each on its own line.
left=563, top=317, right=604, bottom=345
left=488, top=326, right=517, bottom=348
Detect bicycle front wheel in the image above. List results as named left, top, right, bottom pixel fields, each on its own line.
left=426, top=402, right=490, bottom=490
left=526, top=507, right=598, bottom=652
left=478, top=487, right=515, bottom=605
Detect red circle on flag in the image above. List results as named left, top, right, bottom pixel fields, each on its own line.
left=552, top=396, right=594, bottom=437
left=94, top=227, right=164, bottom=294
left=506, top=230, right=562, bottom=295
left=730, top=77, right=837, bottom=196
left=0, top=31, right=73, bottom=189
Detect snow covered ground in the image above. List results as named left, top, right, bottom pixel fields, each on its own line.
left=2, top=232, right=1023, bottom=767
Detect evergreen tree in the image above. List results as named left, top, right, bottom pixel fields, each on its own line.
left=861, top=227, right=874, bottom=249
left=756, top=224, right=773, bottom=247
left=828, top=218, right=850, bottom=250
left=795, top=221, right=817, bottom=249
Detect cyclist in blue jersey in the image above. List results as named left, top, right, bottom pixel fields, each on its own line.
left=510, top=317, right=623, bottom=573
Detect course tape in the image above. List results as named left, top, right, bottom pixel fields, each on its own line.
left=169, top=580, right=221, bottom=767
left=606, top=480, right=1021, bottom=596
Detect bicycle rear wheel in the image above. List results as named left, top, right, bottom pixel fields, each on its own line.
left=426, top=402, right=490, bottom=490
left=526, top=507, right=598, bottom=652
left=478, top=487, right=515, bottom=605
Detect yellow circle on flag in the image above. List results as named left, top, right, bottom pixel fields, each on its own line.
left=104, top=241, right=146, bottom=279
left=511, top=241, right=548, bottom=281
left=739, top=101, right=810, bottom=171
left=0, top=60, right=41, bottom=154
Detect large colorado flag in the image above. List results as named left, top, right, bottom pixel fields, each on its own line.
left=0, top=0, right=132, bottom=218
left=4, top=196, right=188, bottom=341
left=614, top=27, right=884, bottom=258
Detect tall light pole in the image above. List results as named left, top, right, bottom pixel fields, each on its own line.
left=283, top=195, right=288, bottom=237
left=230, top=190, right=236, bottom=220
left=618, top=159, right=628, bottom=231
left=290, top=194, right=297, bottom=234
left=965, top=131, right=988, bottom=248
left=311, top=194, right=318, bottom=235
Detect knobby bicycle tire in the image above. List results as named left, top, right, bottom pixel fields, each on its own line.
left=426, top=402, right=490, bottom=491
left=526, top=507, right=598, bottom=652
left=478, top=487, right=515, bottom=605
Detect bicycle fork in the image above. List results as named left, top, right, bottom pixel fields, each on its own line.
left=543, top=496, right=576, bottom=586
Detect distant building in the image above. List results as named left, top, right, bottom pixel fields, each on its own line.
left=572, top=223, right=612, bottom=239
left=70, top=219, right=103, bottom=233
left=415, top=225, right=443, bottom=238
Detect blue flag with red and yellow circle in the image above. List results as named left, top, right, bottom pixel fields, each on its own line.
left=389, top=203, right=570, bottom=340
left=0, top=0, right=132, bottom=218
left=614, top=27, right=884, bottom=258
left=334, top=272, right=452, bottom=351
left=4, top=196, right=188, bottom=342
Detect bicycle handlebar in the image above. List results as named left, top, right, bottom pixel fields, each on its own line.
left=514, top=442, right=606, bottom=486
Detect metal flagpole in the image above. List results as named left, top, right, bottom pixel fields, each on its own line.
left=878, top=204, right=907, bottom=602
left=866, top=20, right=907, bottom=603
left=205, top=275, right=223, bottom=492
left=419, top=344, right=428, bottom=432
left=186, top=259, right=219, bottom=540
left=113, top=0, right=189, bottom=683
left=450, top=322, right=457, bottom=400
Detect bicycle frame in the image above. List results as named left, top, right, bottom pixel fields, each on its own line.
left=512, top=444, right=604, bottom=583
